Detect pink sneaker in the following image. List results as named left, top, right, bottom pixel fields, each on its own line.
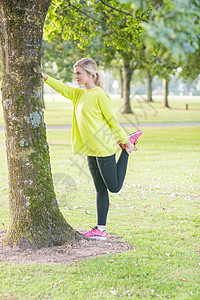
left=118, top=130, right=143, bottom=150
left=80, top=226, right=107, bottom=240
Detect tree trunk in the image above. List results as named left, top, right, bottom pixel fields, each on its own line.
left=121, top=62, right=133, bottom=114
left=0, top=0, right=81, bottom=249
left=162, top=78, right=170, bottom=108
left=146, top=70, right=153, bottom=102
left=119, top=67, right=123, bottom=99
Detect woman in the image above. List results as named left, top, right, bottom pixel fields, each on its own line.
left=41, top=58, right=142, bottom=240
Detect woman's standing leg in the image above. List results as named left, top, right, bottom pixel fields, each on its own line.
left=87, top=156, right=109, bottom=226
left=80, top=151, right=129, bottom=239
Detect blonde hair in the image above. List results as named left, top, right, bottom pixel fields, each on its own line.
left=74, top=58, right=103, bottom=88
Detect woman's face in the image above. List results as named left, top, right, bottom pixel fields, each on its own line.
left=74, top=66, right=91, bottom=86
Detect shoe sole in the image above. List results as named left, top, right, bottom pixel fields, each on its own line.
left=90, top=236, right=107, bottom=240
left=129, top=130, right=143, bottom=141
left=118, top=130, right=143, bottom=149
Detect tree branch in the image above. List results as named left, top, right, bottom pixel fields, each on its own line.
left=131, top=61, right=138, bottom=71
left=69, top=3, right=104, bottom=25
left=60, top=2, right=126, bottom=41
left=100, top=0, right=148, bottom=23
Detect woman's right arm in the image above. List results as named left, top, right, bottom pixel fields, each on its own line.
left=42, top=72, right=83, bottom=102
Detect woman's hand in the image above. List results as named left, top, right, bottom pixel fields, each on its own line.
left=33, top=67, right=48, bottom=81
left=124, top=141, right=135, bottom=154
left=41, top=71, right=48, bottom=81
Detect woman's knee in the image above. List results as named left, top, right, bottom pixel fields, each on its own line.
left=107, top=186, right=121, bottom=193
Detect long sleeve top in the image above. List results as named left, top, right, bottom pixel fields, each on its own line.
left=45, top=76, right=129, bottom=157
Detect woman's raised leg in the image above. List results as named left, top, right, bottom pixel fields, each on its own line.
left=96, top=149, right=129, bottom=193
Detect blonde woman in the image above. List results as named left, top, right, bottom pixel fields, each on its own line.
left=42, top=58, right=142, bottom=240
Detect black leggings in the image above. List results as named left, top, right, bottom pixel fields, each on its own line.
left=87, top=150, right=129, bottom=226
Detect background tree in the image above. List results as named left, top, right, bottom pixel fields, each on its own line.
left=139, top=47, right=161, bottom=103
left=123, top=0, right=200, bottom=106
left=180, top=39, right=200, bottom=82
left=156, top=55, right=177, bottom=108
left=0, top=0, right=81, bottom=249
left=143, top=47, right=177, bottom=107
left=120, top=46, right=145, bottom=113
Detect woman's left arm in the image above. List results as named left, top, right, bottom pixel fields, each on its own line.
left=98, top=92, right=129, bottom=145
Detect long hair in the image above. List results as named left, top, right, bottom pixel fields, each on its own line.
left=74, top=58, right=103, bottom=88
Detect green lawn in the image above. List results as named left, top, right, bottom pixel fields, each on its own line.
left=43, top=94, right=200, bottom=125
left=0, top=124, right=199, bottom=299
left=0, top=94, right=200, bottom=127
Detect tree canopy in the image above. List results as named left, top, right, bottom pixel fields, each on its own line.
left=44, top=0, right=150, bottom=51
left=44, top=0, right=200, bottom=62
left=122, top=0, right=200, bottom=60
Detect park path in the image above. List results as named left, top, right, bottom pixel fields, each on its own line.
left=0, top=122, right=200, bottom=132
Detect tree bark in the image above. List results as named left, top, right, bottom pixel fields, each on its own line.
left=121, top=62, right=133, bottom=114
left=0, top=0, right=81, bottom=249
left=146, top=70, right=153, bottom=102
left=162, top=78, right=170, bottom=108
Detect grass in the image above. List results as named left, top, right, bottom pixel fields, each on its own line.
left=43, top=94, right=200, bottom=125
left=0, top=94, right=200, bottom=127
left=0, top=124, right=200, bottom=299
left=0, top=94, right=199, bottom=299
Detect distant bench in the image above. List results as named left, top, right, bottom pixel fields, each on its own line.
left=185, top=103, right=198, bottom=110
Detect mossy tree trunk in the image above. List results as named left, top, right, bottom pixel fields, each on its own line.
left=162, top=78, right=170, bottom=108
left=0, top=0, right=81, bottom=249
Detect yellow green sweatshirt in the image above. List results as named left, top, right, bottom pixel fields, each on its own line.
left=45, top=76, right=129, bottom=157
